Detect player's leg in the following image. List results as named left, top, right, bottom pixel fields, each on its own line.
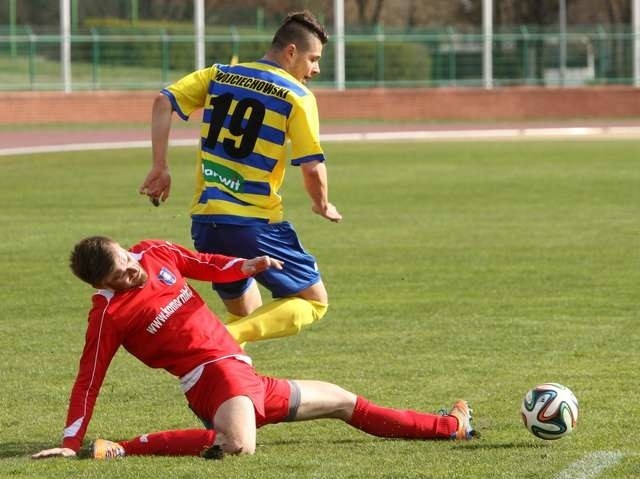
left=289, top=380, right=468, bottom=440
left=220, top=280, right=263, bottom=317
left=224, top=222, right=329, bottom=343
left=187, top=359, right=266, bottom=455
left=296, top=278, right=328, bottom=303
left=93, top=360, right=267, bottom=459
left=226, top=296, right=327, bottom=343
left=214, top=276, right=328, bottom=343
left=192, top=221, right=264, bottom=320
left=212, top=395, right=257, bottom=455
left=192, top=220, right=328, bottom=342
left=289, top=380, right=356, bottom=421
left=92, top=429, right=217, bottom=458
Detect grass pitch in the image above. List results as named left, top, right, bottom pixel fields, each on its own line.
left=0, top=139, right=639, bottom=478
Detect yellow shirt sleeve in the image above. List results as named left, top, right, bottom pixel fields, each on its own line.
left=288, top=92, right=325, bottom=165
left=164, top=66, right=217, bottom=119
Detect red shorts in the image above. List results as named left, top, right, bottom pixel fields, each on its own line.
left=184, top=358, right=297, bottom=428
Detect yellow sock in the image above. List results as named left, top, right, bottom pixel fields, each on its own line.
left=226, top=298, right=328, bottom=344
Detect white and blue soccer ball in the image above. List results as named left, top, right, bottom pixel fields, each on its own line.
left=521, top=383, right=579, bottom=440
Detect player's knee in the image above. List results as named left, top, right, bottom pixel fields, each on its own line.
left=290, top=300, right=327, bottom=333
left=217, top=432, right=256, bottom=455
left=221, top=438, right=256, bottom=456
left=330, top=385, right=357, bottom=421
left=213, top=396, right=257, bottom=455
left=309, top=300, right=328, bottom=321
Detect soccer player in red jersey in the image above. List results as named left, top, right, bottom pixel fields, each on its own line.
left=32, top=236, right=476, bottom=460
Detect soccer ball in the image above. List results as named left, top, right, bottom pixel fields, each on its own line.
left=521, top=383, right=579, bottom=440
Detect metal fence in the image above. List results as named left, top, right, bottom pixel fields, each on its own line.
left=1, top=26, right=638, bottom=91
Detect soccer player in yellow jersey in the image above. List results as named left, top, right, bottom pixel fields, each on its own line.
left=139, top=11, right=342, bottom=344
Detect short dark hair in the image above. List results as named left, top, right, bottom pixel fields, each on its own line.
left=70, top=236, right=116, bottom=286
left=272, top=10, right=328, bottom=51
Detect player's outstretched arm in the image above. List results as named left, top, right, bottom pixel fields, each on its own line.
left=241, top=256, right=284, bottom=275
left=31, top=447, right=77, bottom=459
left=140, top=94, right=173, bottom=206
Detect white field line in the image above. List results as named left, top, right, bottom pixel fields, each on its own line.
left=1, top=126, right=640, bottom=157
left=321, top=126, right=640, bottom=142
left=555, top=451, right=625, bottom=479
left=0, top=138, right=196, bottom=156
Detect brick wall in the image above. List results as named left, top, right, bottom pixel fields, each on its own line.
left=4, top=87, right=640, bottom=125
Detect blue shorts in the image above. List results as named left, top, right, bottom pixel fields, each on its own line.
left=191, top=221, right=321, bottom=299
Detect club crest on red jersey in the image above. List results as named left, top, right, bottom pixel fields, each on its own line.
left=157, top=267, right=177, bottom=286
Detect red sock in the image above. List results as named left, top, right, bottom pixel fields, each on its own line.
left=348, top=396, right=456, bottom=439
left=119, top=429, right=216, bottom=456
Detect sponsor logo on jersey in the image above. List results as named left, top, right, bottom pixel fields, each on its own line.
left=146, top=285, right=193, bottom=334
left=201, top=160, right=244, bottom=192
left=157, top=267, right=176, bottom=286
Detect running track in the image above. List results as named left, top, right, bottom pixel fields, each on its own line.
left=2, top=119, right=640, bottom=156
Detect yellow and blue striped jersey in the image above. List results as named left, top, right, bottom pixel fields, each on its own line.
left=162, top=60, right=326, bottom=225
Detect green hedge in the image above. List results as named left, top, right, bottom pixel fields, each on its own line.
left=37, top=18, right=432, bottom=85
left=79, top=17, right=267, bottom=70
left=344, top=41, right=432, bottom=84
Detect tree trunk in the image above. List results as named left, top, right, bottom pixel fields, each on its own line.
left=606, top=0, right=631, bottom=79
left=407, top=0, right=417, bottom=29
left=371, top=0, right=384, bottom=25
left=355, top=0, right=367, bottom=25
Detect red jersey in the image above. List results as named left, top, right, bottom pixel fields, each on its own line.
left=62, top=240, right=248, bottom=451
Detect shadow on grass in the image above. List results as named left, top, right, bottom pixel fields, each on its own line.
left=3, top=438, right=548, bottom=460
left=263, top=437, right=544, bottom=450
left=263, top=437, right=373, bottom=447
left=450, top=440, right=549, bottom=451
left=1, top=442, right=53, bottom=459
left=0, top=442, right=95, bottom=460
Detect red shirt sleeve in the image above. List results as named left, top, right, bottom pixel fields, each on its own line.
left=160, top=241, right=249, bottom=283
left=61, top=295, right=121, bottom=452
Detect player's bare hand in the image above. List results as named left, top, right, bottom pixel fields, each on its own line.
left=31, top=447, right=77, bottom=459
left=139, top=166, right=171, bottom=206
left=242, top=256, right=284, bottom=275
left=312, top=203, right=342, bottom=223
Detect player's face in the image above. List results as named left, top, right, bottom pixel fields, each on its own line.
left=289, top=36, right=323, bottom=83
left=98, top=244, right=148, bottom=291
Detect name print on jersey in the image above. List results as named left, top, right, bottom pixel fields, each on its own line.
left=214, top=71, right=290, bottom=99
left=146, top=286, right=193, bottom=334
